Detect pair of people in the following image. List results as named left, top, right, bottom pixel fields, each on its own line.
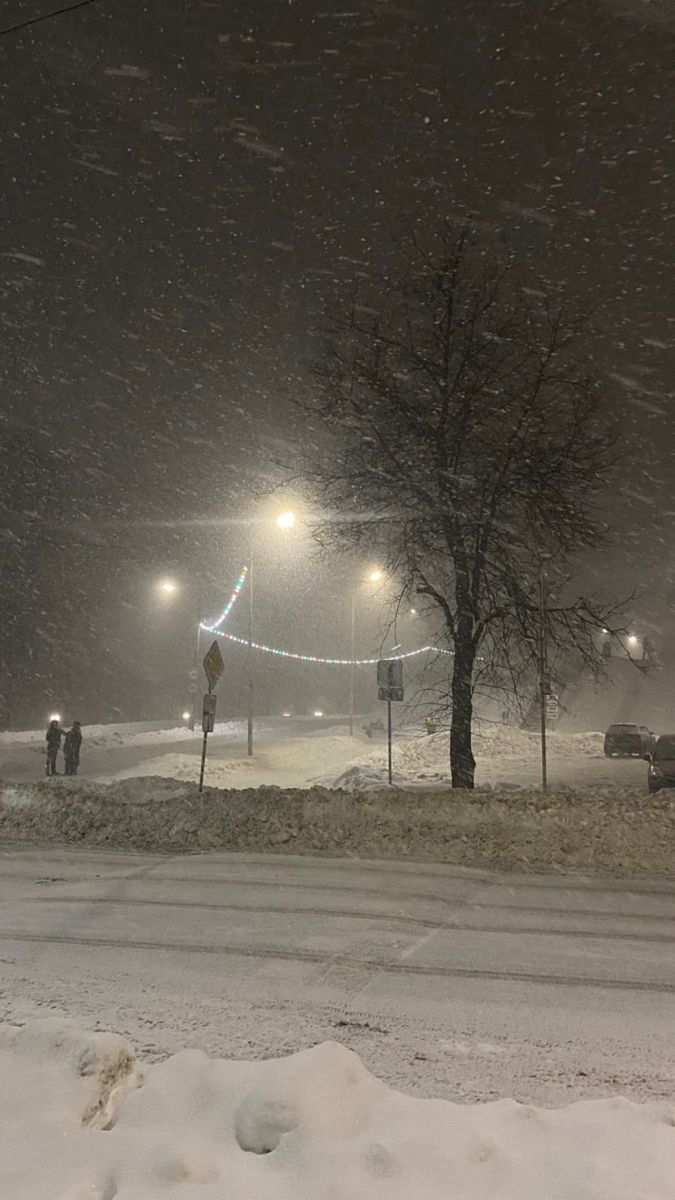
left=45, top=720, right=82, bottom=776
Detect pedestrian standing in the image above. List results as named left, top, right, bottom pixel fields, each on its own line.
left=64, top=721, right=83, bottom=776
left=45, top=719, right=64, bottom=776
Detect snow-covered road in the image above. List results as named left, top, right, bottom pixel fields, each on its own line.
left=0, top=718, right=652, bottom=791
left=1, top=845, right=673, bottom=1106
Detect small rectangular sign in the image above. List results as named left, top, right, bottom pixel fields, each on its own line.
left=377, top=659, right=404, bottom=702
left=202, top=692, right=217, bottom=733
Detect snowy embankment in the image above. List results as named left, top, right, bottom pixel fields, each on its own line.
left=1, top=776, right=674, bottom=876
left=315, top=727, right=608, bottom=790
left=1, top=1020, right=673, bottom=1200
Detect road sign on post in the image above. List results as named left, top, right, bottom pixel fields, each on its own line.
left=202, top=692, right=217, bottom=734
left=203, top=640, right=224, bottom=691
left=377, top=659, right=404, bottom=703
left=377, top=659, right=404, bottom=785
left=199, top=642, right=224, bottom=792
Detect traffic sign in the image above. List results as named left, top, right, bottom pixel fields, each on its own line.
left=202, top=692, right=217, bottom=734
left=203, top=640, right=224, bottom=691
left=377, top=659, right=404, bottom=702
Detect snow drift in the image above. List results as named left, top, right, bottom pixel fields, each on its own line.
left=0, top=775, right=674, bottom=876
left=0, top=1018, right=673, bottom=1199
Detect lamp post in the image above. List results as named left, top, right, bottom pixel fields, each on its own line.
left=247, top=510, right=297, bottom=756
left=349, top=569, right=383, bottom=737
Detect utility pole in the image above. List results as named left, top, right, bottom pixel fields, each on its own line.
left=190, top=621, right=202, bottom=732
left=349, top=592, right=356, bottom=737
left=247, top=548, right=254, bottom=757
left=538, top=566, right=548, bottom=792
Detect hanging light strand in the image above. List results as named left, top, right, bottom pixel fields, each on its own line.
left=200, top=624, right=453, bottom=666
left=206, top=566, right=248, bottom=630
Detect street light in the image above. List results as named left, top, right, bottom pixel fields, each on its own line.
left=182, top=710, right=191, bottom=722
left=246, top=511, right=298, bottom=756
left=159, top=579, right=178, bottom=595
left=349, top=568, right=384, bottom=737
left=49, top=712, right=61, bottom=724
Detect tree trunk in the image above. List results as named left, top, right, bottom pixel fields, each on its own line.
left=450, top=637, right=476, bottom=788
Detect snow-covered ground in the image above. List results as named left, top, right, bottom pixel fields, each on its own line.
left=0, top=718, right=650, bottom=792
left=1, top=1018, right=673, bottom=1200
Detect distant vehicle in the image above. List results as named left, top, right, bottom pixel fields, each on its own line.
left=603, top=723, right=654, bottom=758
left=647, top=735, right=675, bottom=792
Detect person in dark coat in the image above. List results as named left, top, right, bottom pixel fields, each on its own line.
left=64, top=721, right=82, bottom=776
left=45, top=719, right=65, bottom=776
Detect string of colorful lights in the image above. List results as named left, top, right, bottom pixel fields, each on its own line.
left=199, top=625, right=453, bottom=666
left=199, top=567, right=455, bottom=666
left=206, top=566, right=248, bottom=630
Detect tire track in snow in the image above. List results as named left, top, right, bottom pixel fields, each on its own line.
left=16, top=895, right=675, bottom=944
left=2, top=930, right=675, bottom=994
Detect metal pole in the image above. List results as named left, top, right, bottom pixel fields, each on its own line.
left=198, top=730, right=208, bottom=792
left=539, top=567, right=548, bottom=792
left=247, top=549, right=254, bottom=756
left=349, top=592, right=356, bottom=737
left=198, top=688, right=209, bottom=792
left=387, top=699, right=393, bottom=784
left=191, top=622, right=201, bottom=732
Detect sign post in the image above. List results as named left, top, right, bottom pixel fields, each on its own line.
left=199, top=641, right=224, bottom=793
left=377, top=659, right=404, bottom=785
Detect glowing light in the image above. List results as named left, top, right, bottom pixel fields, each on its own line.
left=282, top=711, right=292, bottom=718
left=368, top=569, right=383, bottom=583
left=49, top=713, right=61, bottom=723
left=199, top=569, right=477, bottom=667
left=628, top=634, right=638, bottom=645
left=207, top=566, right=248, bottom=630
left=313, top=710, right=324, bottom=718
left=410, top=607, right=417, bottom=615
left=601, top=628, right=609, bottom=634
left=182, top=711, right=191, bottom=721
left=200, top=624, right=452, bottom=665
left=276, top=511, right=296, bottom=530
left=159, top=579, right=177, bottom=595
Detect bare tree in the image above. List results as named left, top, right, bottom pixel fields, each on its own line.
left=298, top=223, right=622, bottom=788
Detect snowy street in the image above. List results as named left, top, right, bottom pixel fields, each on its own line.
left=2, top=844, right=674, bottom=1107
left=0, top=718, right=652, bottom=791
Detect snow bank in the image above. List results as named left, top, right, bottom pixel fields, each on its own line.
left=0, top=1019, right=673, bottom=1199
left=1, top=776, right=674, bottom=876
left=315, top=727, right=606, bottom=790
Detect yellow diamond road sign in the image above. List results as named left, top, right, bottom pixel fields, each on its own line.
left=203, top=640, right=224, bottom=691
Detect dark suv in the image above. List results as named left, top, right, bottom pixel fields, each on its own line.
left=604, top=723, right=654, bottom=758
left=648, top=735, right=675, bottom=793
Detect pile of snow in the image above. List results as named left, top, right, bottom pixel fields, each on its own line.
left=1, top=776, right=673, bottom=876
left=316, top=726, right=607, bottom=791
left=100, top=734, right=369, bottom=790
left=1, top=1019, right=673, bottom=1199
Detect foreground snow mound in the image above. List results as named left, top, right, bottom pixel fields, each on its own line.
left=1, top=776, right=674, bottom=875
left=1, top=1020, right=674, bottom=1200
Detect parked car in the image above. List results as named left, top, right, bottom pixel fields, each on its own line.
left=647, top=735, right=675, bottom=793
left=603, top=723, right=654, bottom=758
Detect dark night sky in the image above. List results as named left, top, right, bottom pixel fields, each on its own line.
left=1, top=0, right=674, bottom=722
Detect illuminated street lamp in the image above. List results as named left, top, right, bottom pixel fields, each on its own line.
left=49, top=712, right=61, bottom=724
left=158, top=578, right=178, bottom=596
left=276, top=510, right=296, bottom=530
